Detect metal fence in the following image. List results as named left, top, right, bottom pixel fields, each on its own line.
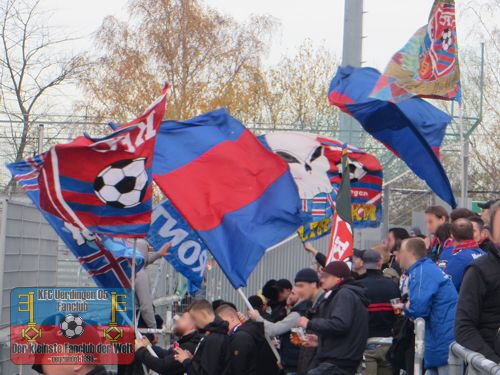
left=0, top=199, right=59, bottom=375
left=449, top=342, right=500, bottom=375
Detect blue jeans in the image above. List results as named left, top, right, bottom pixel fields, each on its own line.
left=425, top=365, right=449, bottom=375
left=308, top=363, right=354, bottom=375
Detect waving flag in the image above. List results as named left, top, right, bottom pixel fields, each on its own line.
left=370, top=0, right=460, bottom=103
left=326, top=146, right=353, bottom=263
left=153, top=109, right=303, bottom=288
left=6, top=157, right=144, bottom=288
left=260, top=132, right=383, bottom=242
left=37, top=86, right=168, bottom=237
left=147, top=199, right=208, bottom=293
left=329, top=66, right=457, bottom=208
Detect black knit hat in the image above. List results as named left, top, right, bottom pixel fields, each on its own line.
left=323, top=261, right=352, bottom=279
left=294, top=268, right=320, bottom=284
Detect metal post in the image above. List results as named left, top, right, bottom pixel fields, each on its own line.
left=414, top=318, right=425, bottom=375
left=38, top=124, right=44, bottom=154
left=338, top=0, right=364, bottom=147
left=382, top=185, right=390, bottom=237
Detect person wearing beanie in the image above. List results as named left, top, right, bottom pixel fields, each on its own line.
left=357, top=250, right=401, bottom=375
left=298, top=261, right=369, bottom=375
left=248, top=268, right=323, bottom=375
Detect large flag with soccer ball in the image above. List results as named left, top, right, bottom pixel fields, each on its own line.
left=6, top=156, right=144, bottom=288
left=36, top=85, right=168, bottom=238
left=370, top=0, right=461, bottom=103
left=326, top=146, right=353, bottom=263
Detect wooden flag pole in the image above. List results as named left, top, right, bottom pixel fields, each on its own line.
left=236, top=288, right=282, bottom=368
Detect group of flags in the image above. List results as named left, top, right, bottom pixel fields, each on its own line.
left=7, top=0, right=461, bottom=292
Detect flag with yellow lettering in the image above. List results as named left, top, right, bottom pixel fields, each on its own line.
left=260, top=132, right=383, bottom=242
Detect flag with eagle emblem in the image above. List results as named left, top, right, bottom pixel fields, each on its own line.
left=370, top=0, right=461, bottom=103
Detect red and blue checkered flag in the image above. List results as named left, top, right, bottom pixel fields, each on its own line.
left=37, top=85, right=168, bottom=238
left=6, top=156, right=144, bottom=288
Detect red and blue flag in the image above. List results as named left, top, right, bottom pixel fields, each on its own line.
left=153, top=109, right=303, bottom=288
left=6, top=156, right=144, bottom=288
left=328, top=66, right=456, bottom=208
left=37, top=86, right=168, bottom=237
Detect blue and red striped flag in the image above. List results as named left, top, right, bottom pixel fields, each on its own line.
left=37, top=86, right=168, bottom=237
left=153, top=109, right=303, bottom=288
left=6, top=156, right=144, bottom=288
left=328, top=66, right=457, bottom=208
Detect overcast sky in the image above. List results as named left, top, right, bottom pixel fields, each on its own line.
left=39, top=0, right=488, bottom=107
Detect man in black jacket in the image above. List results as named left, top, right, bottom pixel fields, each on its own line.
left=298, top=261, right=369, bottom=375
left=174, top=299, right=229, bottom=375
left=357, top=249, right=401, bottom=375
left=135, top=311, right=202, bottom=374
left=455, top=202, right=500, bottom=363
left=216, top=304, right=279, bottom=375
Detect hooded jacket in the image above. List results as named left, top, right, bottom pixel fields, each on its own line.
left=403, top=257, right=457, bottom=368
left=183, top=315, right=229, bottom=375
left=135, top=331, right=202, bottom=375
left=224, top=320, right=279, bottom=375
left=357, top=269, right=401, bottom=338
left=306, top=280, right=369, bottom=370
left=455, top=244, right=500, bottom=362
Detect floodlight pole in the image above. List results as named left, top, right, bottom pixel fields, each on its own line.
left=338, top=0, right=364, bottom=148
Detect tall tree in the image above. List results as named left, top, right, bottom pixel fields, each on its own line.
left=79, top=0, right=276, bottom=123
left=0, top=0, right=81, bottom=164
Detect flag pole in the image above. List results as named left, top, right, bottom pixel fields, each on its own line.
left=236, top=288, right=282, bottom=368
left=131, top=238, right=158, bottom=362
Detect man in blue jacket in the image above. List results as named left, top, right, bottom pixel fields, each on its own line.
left=400, top=238, right=457, bottom=375
left=441, top=218, right=484, bottom=290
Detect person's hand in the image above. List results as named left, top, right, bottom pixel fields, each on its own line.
left=303, top=334, right=318, bottom=348
left=134, top=337, right=150, bottom=350
left=248, top=309, right=260, bottom=321
left=237, top=311, right=246, bottom=323
left=174, top=347, right=192, bottom=363
left=303, top=242, right=318, bottom=256
left=298, top=316, right=309, bottom=328
left=158, top=242, right=171, bottom=256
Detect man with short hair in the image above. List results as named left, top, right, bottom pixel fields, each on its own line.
left=135, top=311, right=202, bottom=375
left=216, top=304, right=270, bottom=375
left=298, top=261, right=369, bottom=375
left=455, top=202, right=500, bottom=363
left=174, top=299, right=229, bottom=375
left=478, top=199, right=499, bottom=226
left=352, top=249, right=366, bottom=279
left=439, top=218, right=484, bottom=290
left=358, top=250, right=401, bottom=375
left=450, top=208, right=475, bottom=222
left=468, top=216, right=496, bottom=253
left=384, top=228, right=409, bottom=277
left=399, top=238, right=457, bottom=375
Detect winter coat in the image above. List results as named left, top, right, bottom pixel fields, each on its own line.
left=455, top=244, right=500, bottom=362
left=441, top=240, right=485, bottom=290
left=357, top=269, right=401, bottom=338
left=183, top=316, right=229, bottom=375
left=306, top=280, right=369, bottom=370
left=135, top=331, right=202, bottom=375
left=297, top=292, right=323, bottom=375
left=403, top=258, right=457, bottom=368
